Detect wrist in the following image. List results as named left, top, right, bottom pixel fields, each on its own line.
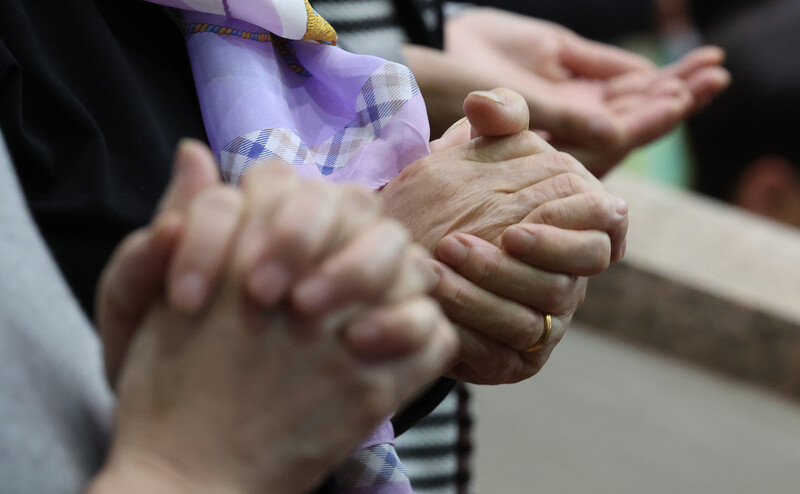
left=87, top=442, right=234, bottom=494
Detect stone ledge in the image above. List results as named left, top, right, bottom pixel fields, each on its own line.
left=575, top=172, right=800, bottom=399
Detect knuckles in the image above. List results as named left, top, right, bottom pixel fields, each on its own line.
left=545, top=171, right=594, bottom=202
left=514, top=130, right=550, bottom=155
left=534, top=273, right=580, bottom=315
left=194, top=185, right=243, bottom=215
left=472, top=245, right=503, bottom=288
left=554, top=151, right=584, bottom=172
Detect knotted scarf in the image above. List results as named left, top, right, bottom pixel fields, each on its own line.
left=147, top=0, right=430, bottom=188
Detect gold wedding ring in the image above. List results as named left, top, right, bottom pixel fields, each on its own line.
left=525, top=314, right=552, bottom=353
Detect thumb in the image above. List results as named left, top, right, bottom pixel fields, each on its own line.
left=156, top=139, right=221, bottom=215
left=97, top=214, right=184, bottom=387
left=429, top=88, right=532, bottom=153
left=464, top=88, right=530, bottom=138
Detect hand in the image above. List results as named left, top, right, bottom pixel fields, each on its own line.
left=94, top=215, right=455, bottom=494
left=229, top=156, right=443, bottom=360
left=384, top=88, right=627, bottom=384
left=382, top=89, right=628, bottom=257
left=406, top=7, right=730, bottom=177
left=96, top=140, right=221, bottom=385
left=432, top=226, right=602, bottom=384
left=93, top=148, right=457, bottom=494
left=98, top=141, right=445, bottom=386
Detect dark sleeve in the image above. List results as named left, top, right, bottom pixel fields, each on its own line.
left=0, top=0, right=207, bottom=316
left=392, top=0, right=445, bottom=49
left=688, top=0, right=760, bottom=32
left=392, top=377, right=457, bottom=435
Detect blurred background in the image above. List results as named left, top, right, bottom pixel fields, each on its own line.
left=462, top=0, right=800, bottom=491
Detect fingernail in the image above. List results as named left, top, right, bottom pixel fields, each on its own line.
left=504, top=227, right=536, bottom=252
left=436, top=236, right=469, bottom=265
left=611, top=196, right=629, bottom=215
left=293, top=277, right=332, bottom=314
left=442, top=116, right=469, bottom=138
left=472, top=90, right=505, bottom=106
left=173, top=271, right=207, bottom=312
left=249, top=262, right=290, bottom=305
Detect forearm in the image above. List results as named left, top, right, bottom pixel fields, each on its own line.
left=403, top=44, right=496, bottom=138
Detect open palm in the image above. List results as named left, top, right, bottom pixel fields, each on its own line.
left=442, top=8, right=730, bottom=177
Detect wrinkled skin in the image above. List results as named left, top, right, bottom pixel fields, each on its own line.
left=382, top=89, right=629, bottom=383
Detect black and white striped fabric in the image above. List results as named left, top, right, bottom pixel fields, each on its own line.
left=394, top=383, right=473, bottom=494
left=313, top=0, right=443, bottom=62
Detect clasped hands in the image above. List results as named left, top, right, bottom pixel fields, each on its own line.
left=95, top=141, right=456, bottom=494
left=94, top=87, right=628, bottom=491
left=383, top=88, right=627, bottom=384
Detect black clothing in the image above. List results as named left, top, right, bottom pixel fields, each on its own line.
left=0, top=0, right=207, bottom=315
left=689, top=0, right=761, bottom=32
left=473, top=0, right=653, bottom=43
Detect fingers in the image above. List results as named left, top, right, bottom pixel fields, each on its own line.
left=237, top=163, right=385, bottom=307
left=606, top=69, right=661, bottom=98
left=97, top=140, right=221, bottom=386
left=429, top=259, right=572, bottom=385
left=560, top=32, right=654, bottom=78
left=663, top=46, right=725, bottom=80
left=502, top=223, right=611, bottom=276
left=166, top=185, right=245, bottom=312
left=379, top=304, right=459, bottom=399
left=431, top=117, right=472, bottom=152
left=291, top=219, right=410, bottom=317
left=463, top=88, right=530, bottom=138
left=156, top=139, right=221, bottom=216
left=343, top=296, right=442, bottom=361
left=526, top=95, right=626, bottom=152
left=246, top=180, right=339, bottom=304
left=614, top=81, right=692, bottom=148
left=510, top=166, right=602, bottom=207
left=380, top=244, right=439, bottom=302
left=431, top=257, right=552, bottom=351
left=447, top=322, right=561, bottom=385
left=234, top=162, right=303, bottom=303
left=536, top=71, right=690, bottom=155
left=523, top=192, right=629, bottom=262
left=662, top=46, right=730, bottom=111
left=96, top=214, right=184, bottom=385
left=684, top=66, right=731, bottom=111
left=435, top=234, right=585, bottom=316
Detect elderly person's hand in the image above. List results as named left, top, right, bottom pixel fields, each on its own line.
left=383, top=88, right=628, bottom=384
left=405, top=7, right=730, bottom=177
left=92, top=144, right=457, bottom=494
left=383, top=89, right=628, bottom=257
